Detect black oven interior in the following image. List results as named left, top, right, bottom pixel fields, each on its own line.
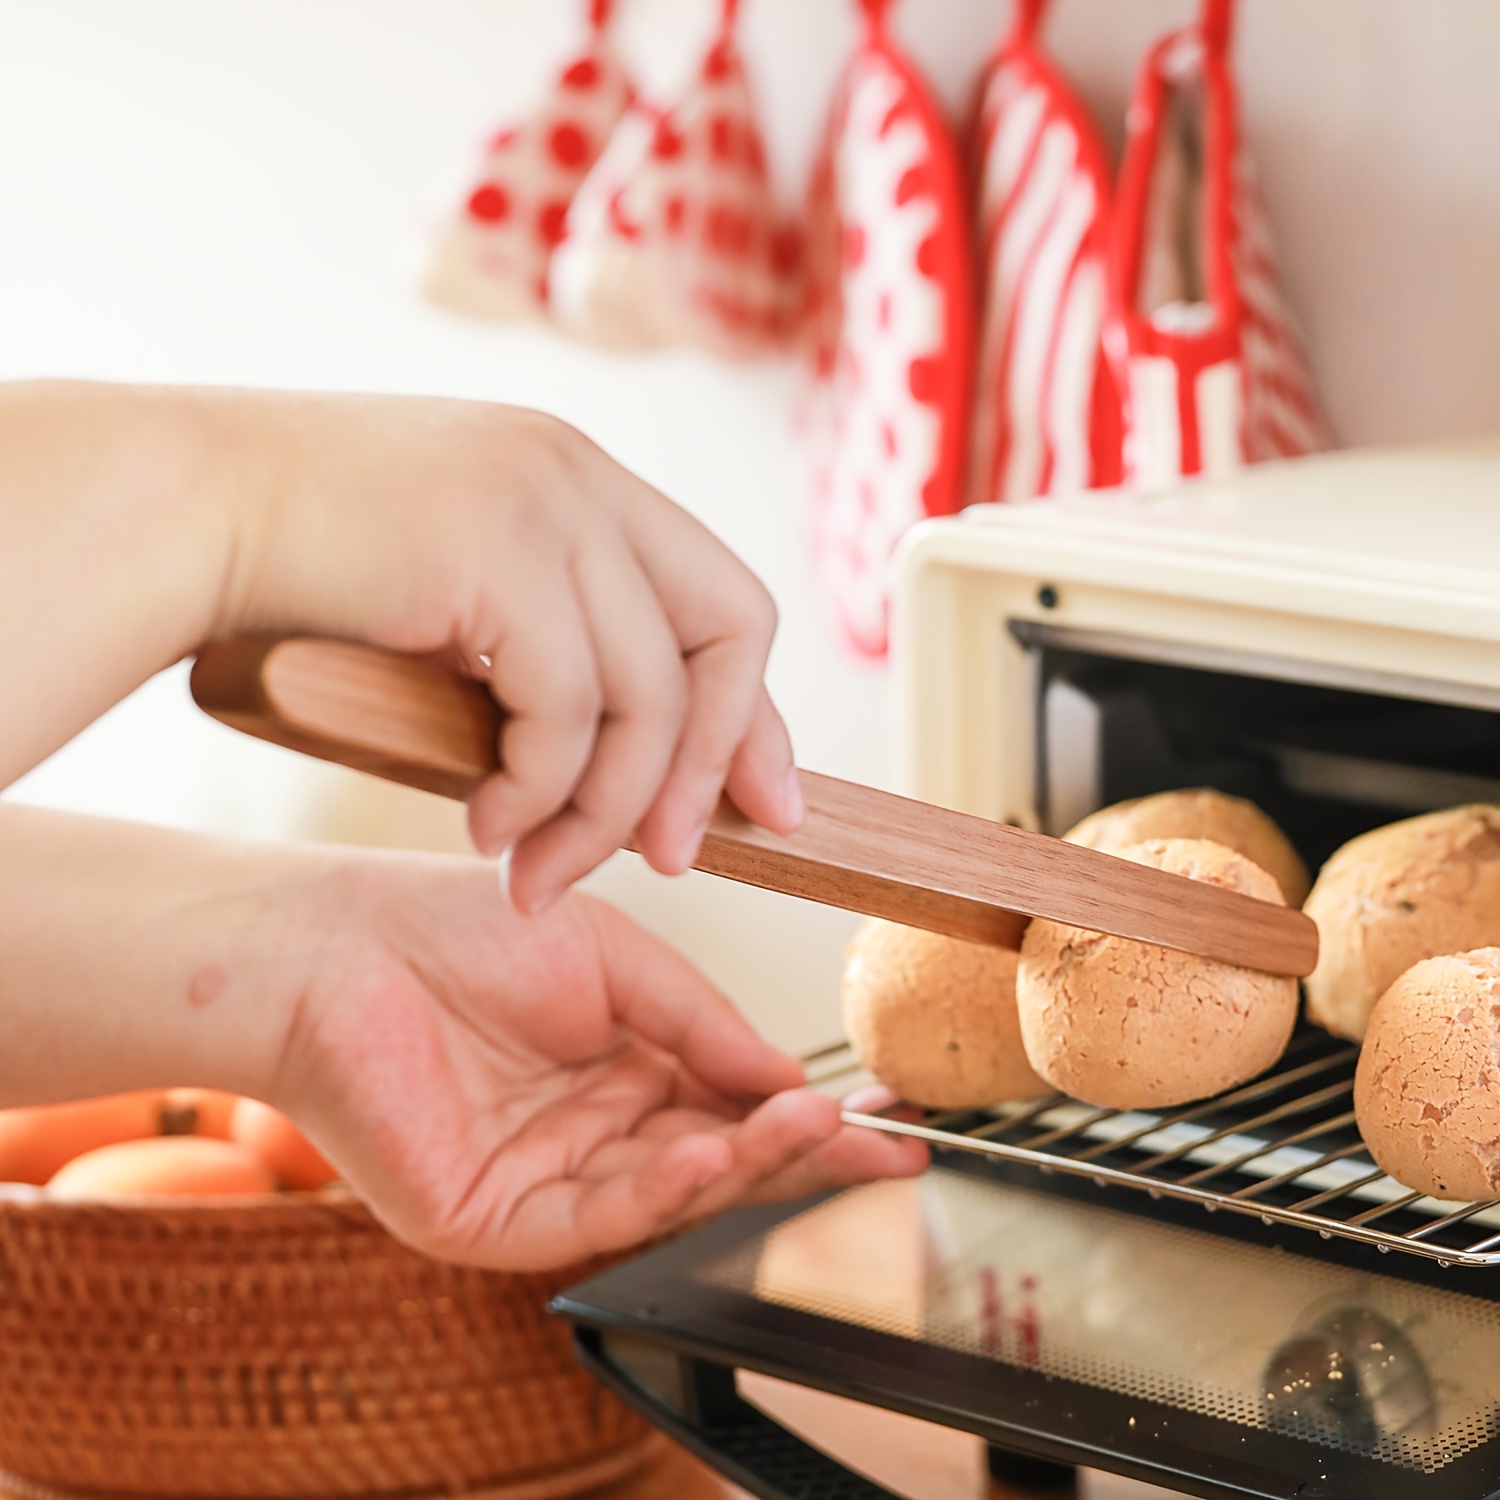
left=1014, top=619, right=1500, bottom=864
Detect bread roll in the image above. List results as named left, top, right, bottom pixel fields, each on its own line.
left=842, top=920, right=1046, bottom=1109
left=1303, top=805, right=1500, bottom=1041
left=1355, top=949, right=1500, bottom=1202
left=1016, top=839, right=1298, bottom=1109
left=1064, top=788, right=1310, bottom=906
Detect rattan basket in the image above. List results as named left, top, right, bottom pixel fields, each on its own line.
left=0, top=1185, right=657, bottom=1498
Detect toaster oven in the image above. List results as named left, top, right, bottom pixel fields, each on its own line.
left=555, top=444, right=1500, bottom=1500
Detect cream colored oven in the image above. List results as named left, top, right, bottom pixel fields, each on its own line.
left=893, top=442, right=1500, bottom=841
left=558, top=445, right=1500, bottom=1500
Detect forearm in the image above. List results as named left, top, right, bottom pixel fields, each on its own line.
left=0, top=801, right=326, bottom=1105
left=0, top=381, right=264, bottom=786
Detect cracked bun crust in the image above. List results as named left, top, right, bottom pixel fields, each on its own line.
left=842, top=920, right=1047, bottom=1109
left=1354, top=949, right=1500, bottom=1202
left=1303, top=805, right=1500, bottom=1041
left=1064, top=789, right=1310, bottom=906
left=1016, top=839, right=1298, bottom=1109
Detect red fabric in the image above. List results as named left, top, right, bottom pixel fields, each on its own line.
left=547, top=0, right=802, bottom=356
left=803, top=0, right=974, bottom=659
left=428, top=2, right=632, bottom=321
left=969, top=0, right=1328, bottom=501
left=1104, top=0, right=1330, bottom=484
left=966, top=0, right=1122, bottom=505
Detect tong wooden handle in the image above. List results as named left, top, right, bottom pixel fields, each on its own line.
left=189, top=636, right=1319, bottom=976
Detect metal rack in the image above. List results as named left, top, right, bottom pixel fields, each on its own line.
left=806, top=1031, right=1500, bottom=1268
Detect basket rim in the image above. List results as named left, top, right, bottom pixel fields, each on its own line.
left=0, top=1179, right=366, bottom=1217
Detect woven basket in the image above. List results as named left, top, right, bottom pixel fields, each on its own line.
left=0, top=1186, right=655, bottom=1498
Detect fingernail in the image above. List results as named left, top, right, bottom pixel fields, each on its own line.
left=495, top=847, right=515, bottom=906
left=515, top=882, right=560, bottom=918
left=782, top=768, right=805, bottom=828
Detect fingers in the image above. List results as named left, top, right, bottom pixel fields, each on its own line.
left=603, top=464, right=801, bottom=865
left=439, top=1074, right=922, bottom=1271
left=839, top=1084, right=925, bottom=1124
left=561, top=1091, right=925, bottom=1259
left=632, top=629, right=798, bottom=878
left=745, top=1117, right=931, bottom=1200
left=667, top=1091, right=927, bottom=1223
left=505, top=539, right=691, bottom=913
left=581, top=898, right=803, bottom=1099
left=466, top=429, right=795, bottom=897
left=724, top=688, right=803, bottom=836
left=493, top=1132, right=737, bottom=1269
left=466, top=580, right=601, bottom=861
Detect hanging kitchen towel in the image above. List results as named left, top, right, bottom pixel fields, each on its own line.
left=1105, top=0, right=1330, bottom=486
left=966, top=0, right=1122, bottom=506
left=802, top=0, right=974, bottom=659
left=547, top=0, right=802, bottom=355
left=426, top=0, right=632, bottom=321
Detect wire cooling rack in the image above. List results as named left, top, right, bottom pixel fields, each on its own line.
left=805, top=1030, right=1500, bottom=1269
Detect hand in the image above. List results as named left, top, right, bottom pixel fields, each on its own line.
left=213, top=392, right=802, bottom=909
left=1, top=383, right=801, bottom=903
left=273, top=851, right=928, bottom=1270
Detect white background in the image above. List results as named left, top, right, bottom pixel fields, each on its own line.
left=4, top=0, right=1499, bottom=1048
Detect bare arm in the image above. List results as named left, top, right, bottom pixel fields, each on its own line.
left=0, top=802, right=925, bottom=1267
left=0, top=380, right=925, bottom=1267
left=0, top=380, right=802, bottom=906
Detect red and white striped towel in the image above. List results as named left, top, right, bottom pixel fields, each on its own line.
left=967, top=0, right=1121, bottom=507
left=970, top=0, right=1329, bottom=503
left=1104, top=0, right=1330, bottom=486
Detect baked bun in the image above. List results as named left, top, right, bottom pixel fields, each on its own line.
left=842, top=920, right=1047, bottom=1109
left=1016, top=839, right=1298, bottom=1109
left=1303, top=805, right=1500, bottom=1041
left=1064, top=788, right=1310, bottom=906
left=1354, top=948, right=1500, bottom=1202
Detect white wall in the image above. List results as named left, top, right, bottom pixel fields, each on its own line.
left=4, top=0, right=1499, bottom=1050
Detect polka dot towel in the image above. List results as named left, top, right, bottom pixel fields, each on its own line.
left=802, top=0, right=974, bottom=660
left=548, top=0, right=803, bottom=356
left=428, top=0, right=632, bottom=322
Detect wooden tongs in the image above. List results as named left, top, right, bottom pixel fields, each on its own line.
left=189, top=637, right=1319, bottom=978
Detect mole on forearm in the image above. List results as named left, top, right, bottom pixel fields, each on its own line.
left=186, top=965, right=228, bottom=1010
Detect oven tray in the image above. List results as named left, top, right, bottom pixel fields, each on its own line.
left=808, top=1029, right=1500, bottom=1268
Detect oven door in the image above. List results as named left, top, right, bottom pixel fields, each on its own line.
left=553, top=1163, right=1500, bottom=1500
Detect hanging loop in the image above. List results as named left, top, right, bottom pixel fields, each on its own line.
left=589, top=0, right=612, bottom=31
left=1201, top=0, right=1234, bottom=57
left=858, top=0, right=894, bottom=35
left=1011, top=0, right=1050, bottom=43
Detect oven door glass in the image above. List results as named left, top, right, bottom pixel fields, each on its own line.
left=558, top=1166, right=1500, bottom=1499
left=719, top=1169, right=1499, bottom=1474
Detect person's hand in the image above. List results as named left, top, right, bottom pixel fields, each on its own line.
left=270, top=850, right=928, bottom=1270
left=211, top=392, right=800, bottom=909
left=6, top=383, right=799, bottom=900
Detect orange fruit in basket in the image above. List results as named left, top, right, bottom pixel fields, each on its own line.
left=48, top=1136, right=275, bottom=1200
left=161, top=1087, right=238, bottom=1138
left=0, top=1091, right=167, bottom=1185
left=229, top=1097, right=339, bottom=1190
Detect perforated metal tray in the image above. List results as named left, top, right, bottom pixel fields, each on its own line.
left=806, top=1030, right=1500, bottom=1268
